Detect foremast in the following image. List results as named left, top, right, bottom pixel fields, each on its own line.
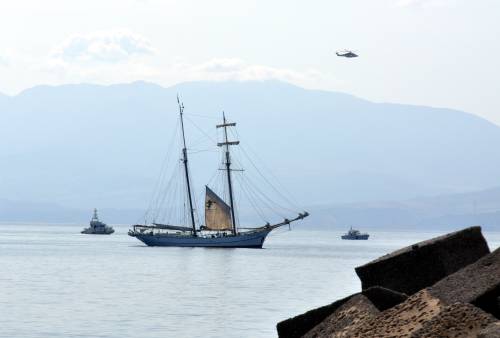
left=178, top=96, right=197, bottom=236
left=217, top=113, right=240, bottom=235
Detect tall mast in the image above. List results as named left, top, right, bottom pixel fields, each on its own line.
left=178, top=95, right=197, bottom=236
left=217, top=112, right=239, bottom=234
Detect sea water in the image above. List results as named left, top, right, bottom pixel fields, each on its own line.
left=1, top=225, right=499, bottom=338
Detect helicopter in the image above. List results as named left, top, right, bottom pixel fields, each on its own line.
left=336, top=50, right=358, bottom=58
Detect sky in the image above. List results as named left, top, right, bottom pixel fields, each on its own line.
left=1, top=0, right=499, bottom=124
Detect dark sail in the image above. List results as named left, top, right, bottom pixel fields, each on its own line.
left=204, top=186, right=232, bottom=231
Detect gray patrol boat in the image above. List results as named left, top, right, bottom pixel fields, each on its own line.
left=341, top=227, right=369, bottom=240
left=128, top=97, right=308, bottom=248
left=81, top=209, right=114, bottom=235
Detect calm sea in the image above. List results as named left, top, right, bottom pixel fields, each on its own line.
left=1, top=224, right=499, bottom=338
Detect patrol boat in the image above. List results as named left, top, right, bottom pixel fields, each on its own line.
left=81, top=209, right=114, bottom=234
left=128, top=97, right=308, bottom=248
left=341, top=227, right=369, bottom=240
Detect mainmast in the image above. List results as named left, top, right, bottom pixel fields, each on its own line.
left=178, top=96, right=197, bottom=236
left=217, top=112, right=239, bottom=235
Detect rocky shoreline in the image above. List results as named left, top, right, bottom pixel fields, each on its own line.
left=277, top=226, right=500, bottom=338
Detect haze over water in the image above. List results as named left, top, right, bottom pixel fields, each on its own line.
left=1, top=225, right=499, bottom=338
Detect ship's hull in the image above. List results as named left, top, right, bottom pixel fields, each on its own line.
left=81, top=227, right=114, bottom=235
left=132, top=228, right=273, bottom=248
left=341, top=234, right=369, bottom=240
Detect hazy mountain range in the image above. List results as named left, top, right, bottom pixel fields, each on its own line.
left=2, top=186, right=500, bottom=230
left=1, top=80, right=499, bottom=228
left=309, top=186, right=500, bottom=231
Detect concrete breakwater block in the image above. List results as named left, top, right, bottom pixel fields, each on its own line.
left=339, top=289, right=443, bottom=337
left=338, top=290, right=497, bottom=337
left=276, top=294, right=352, bottom=338
left=479, top=322, right=500, bottom=338
left=302, top=294, right=379, bottom=338
left=276, top=227, right=499, bottom=337
left=276, top=286, right=407, bottom=338
left=411, top=302, right=497, bottom=338
left=429, top=247, right=500, bottom=317
left=332, top=247, right=500, bottom=337
left=362, top=285, right=408, bottom=311
left=355, top=226, right=490, bottom=295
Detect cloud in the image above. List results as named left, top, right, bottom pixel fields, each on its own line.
left=396, top=0, right=456, bottom=7
left=43, top=57, right=158, bottom=86
left=40, top=29, right=158, bottom=85
left=0, top=49, right=17, bottom=67
left=40, top=30, right=158, bottom=86
left=175, top=58, right=322, bottom=85
left=51, top=29, right=155, bottom=63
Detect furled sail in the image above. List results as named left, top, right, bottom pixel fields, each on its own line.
left=205, top=186, right=232, bottom=231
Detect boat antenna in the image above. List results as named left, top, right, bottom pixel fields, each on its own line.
left=178, top=95, right=197, bottom=236
left=217, top=112, right=239, bottom=235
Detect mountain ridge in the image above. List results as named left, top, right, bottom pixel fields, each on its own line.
left=0, top=80, right=499, bottom=216
left=2, top=186, right=500, bottom=230
left=3, top=80, right=493, bottom=127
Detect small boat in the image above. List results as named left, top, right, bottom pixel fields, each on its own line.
left=341, top=227, right=369, bottom=240
left=128, top=97, right=309, bottom=248
left=81, top=209, right=114, bottom=235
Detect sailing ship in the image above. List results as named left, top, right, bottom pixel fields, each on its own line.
left=128, top=97, right=308, bottom=248
left=81, top=208, right=114, bottom=234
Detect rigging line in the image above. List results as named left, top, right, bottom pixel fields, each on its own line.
left=233, top=180, right=241, bottom=228
left=188, top=131, right=217, bottom=149
left=173, top=168, right=183, bottom=224
left=159, top=164, right=181, bottom=223
left=185, top=116, right=219, bottom=145
left=184, top=122, right=217, bottom=153
left=156, top=158, right=182, bottom=214
left=188, top=149, right=219, bottom=154
left=139, top=121, right=181, bottom=224
left=181, top=164, right=188, bottom=226
left=173, top=169, right=183, bottom=223
left=184, top=112, right=219, bottom=120
left=236, top=172, right=277, bottom=218
left=238, top=147, right=299, bottom=211
left=239, top=173, right=291, bottom=217
left=183, top=156, right=201, bottom=227
left=238, top=142, right=302, bottom=211
left=242, top=178, right=286, bottom=220
left=196, top=169, right=219, bottom=205
left=267, top=226, right=292, bottom=237
left=154, top=162, right=177, bottom=210
left=152, top=123, right=180, bottom=196
left=158, top=159, right=180, bottom=224
left=152, top=174, right=167, bottom=221
left=168, top=170, right=181, bottom=224
left=145, top=162, right=178, bottom=223
left=234, top=128, right=303, bottom=210
left=235, top=174, right=268, bottom=222
left=217, top=170, right=227, bottom=202
left=183, top=156, right=192, bottom=226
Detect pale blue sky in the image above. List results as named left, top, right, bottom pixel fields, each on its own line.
left=1, top=0, right=499, bottom=123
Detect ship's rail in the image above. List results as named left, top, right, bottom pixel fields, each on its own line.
left=129, top=212, right=309, bottom=237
